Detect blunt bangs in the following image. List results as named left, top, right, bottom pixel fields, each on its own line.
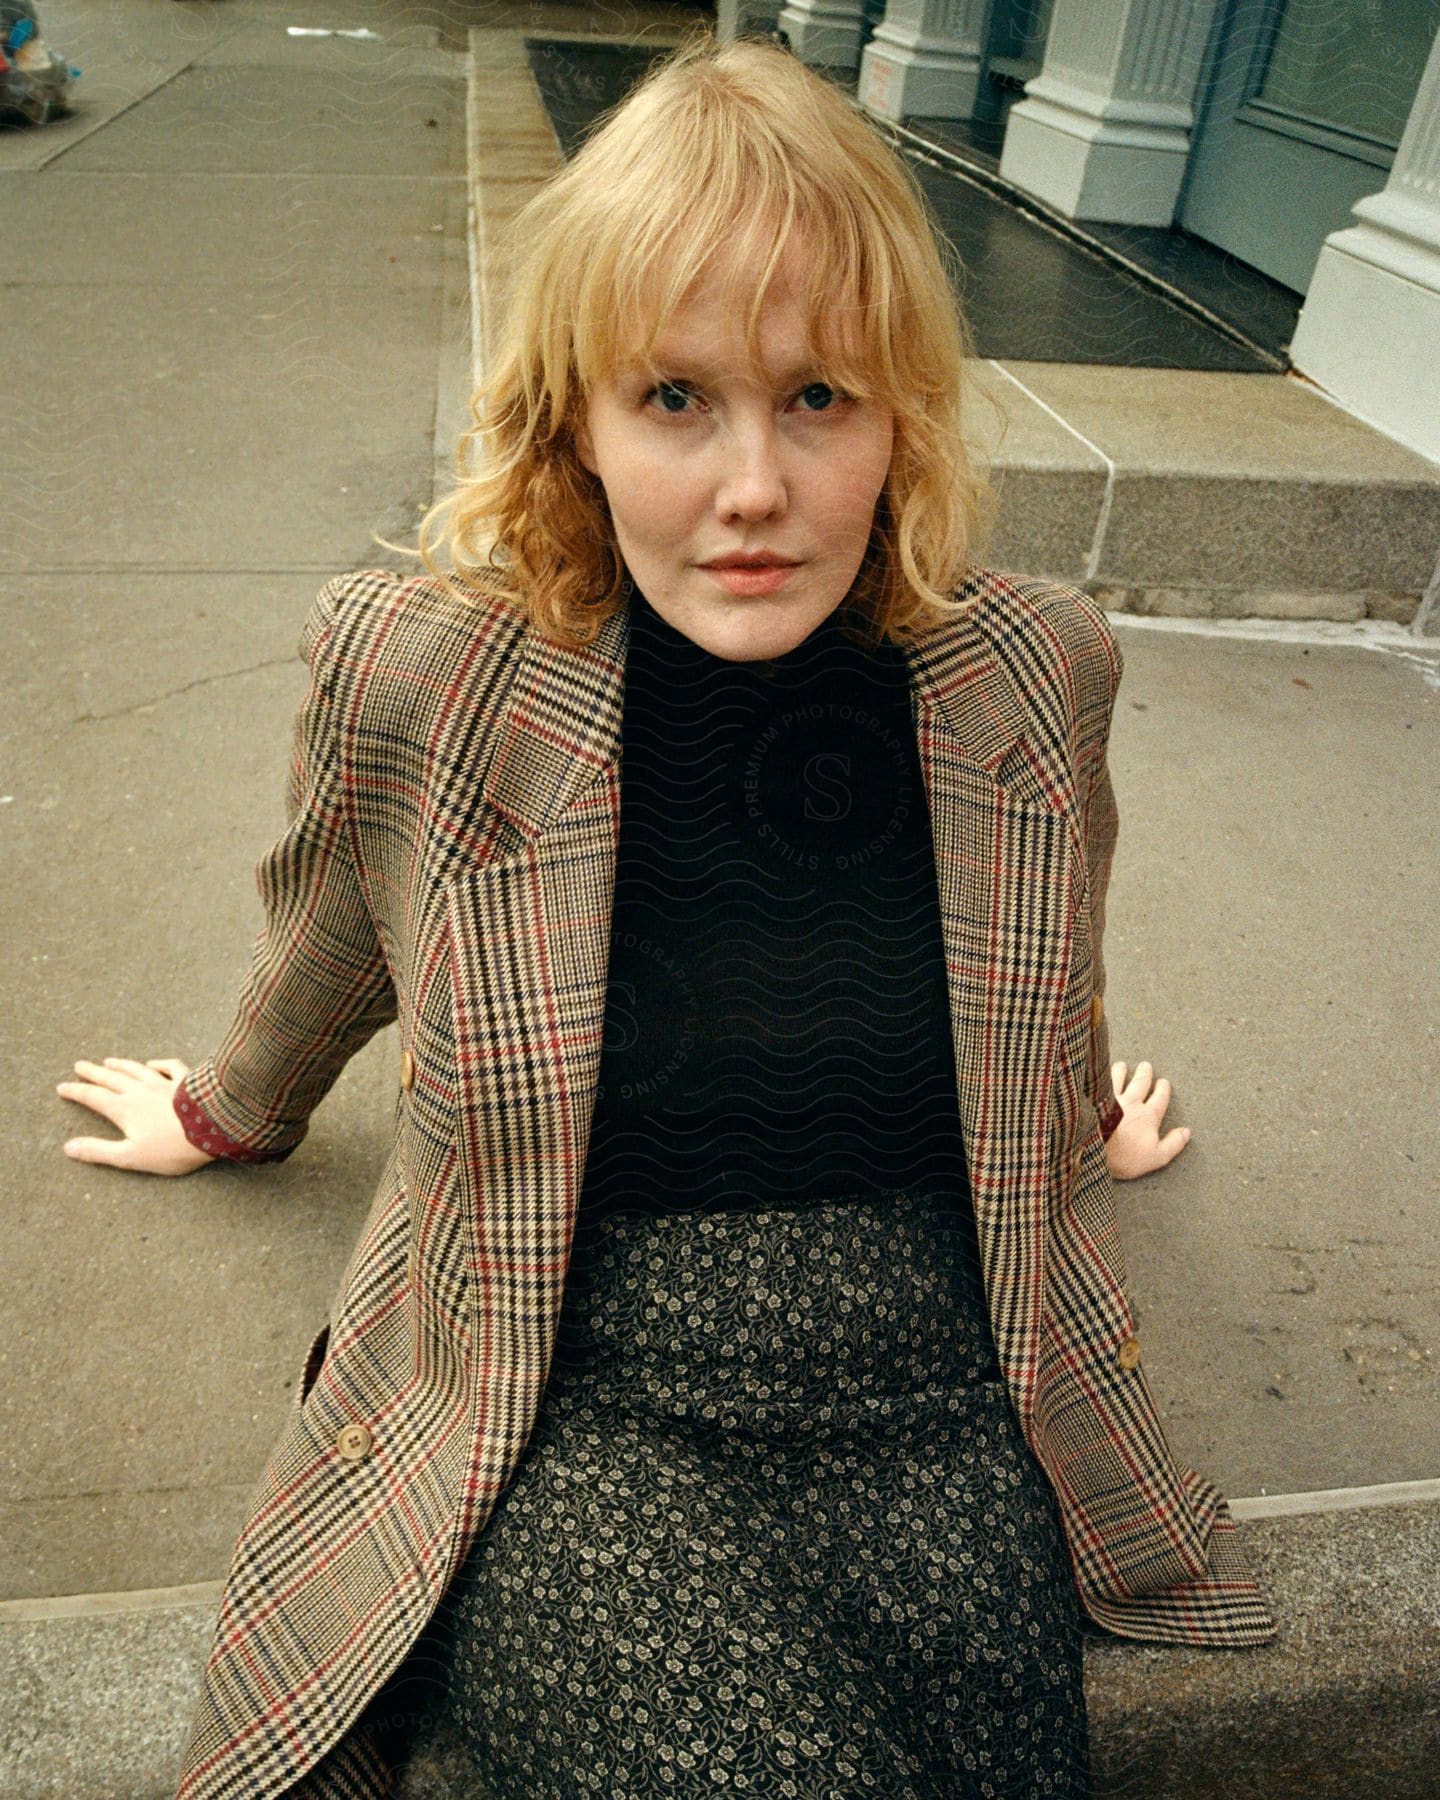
left=568, top=206, right=894, bottom=411
left=412, top=35, right=995, bottom=648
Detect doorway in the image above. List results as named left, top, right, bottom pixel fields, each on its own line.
left=1180, top=0, right=1439, bottom=294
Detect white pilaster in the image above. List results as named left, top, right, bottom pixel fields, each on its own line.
left=1290, top=29, right=1440, bottom=465
left=777, top=0, right=869, bottom=76
left=998, top=0, right=1221, bottom=225
left=716, top=0, right=785, bottom=43
left=859, top=0, right=989, bottom=123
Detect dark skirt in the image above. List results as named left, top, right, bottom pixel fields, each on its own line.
left=375, top=1191, right=1089, bottom=1798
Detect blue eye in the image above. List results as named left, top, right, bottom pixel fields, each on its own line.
left=797, top=382, right=837, bottom=411
left=650, top=381, right=693, bottom=414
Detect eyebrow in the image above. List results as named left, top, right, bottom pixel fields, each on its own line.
left=635, top=347, right=830, bottom=387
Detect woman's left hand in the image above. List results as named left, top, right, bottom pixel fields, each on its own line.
left=1105, top=1060, right=1191, bottom=1181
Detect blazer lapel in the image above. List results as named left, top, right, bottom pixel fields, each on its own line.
left=476, top=609, right=631, bottom=844
left=440, top=607, right=631, bottom=1480
left=903, top=603, right=1076, bottom=1420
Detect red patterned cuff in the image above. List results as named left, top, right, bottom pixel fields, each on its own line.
left=1098, top=1093, right=1124, bottom=1143
left=172, top=1081, right=297, bottom=1164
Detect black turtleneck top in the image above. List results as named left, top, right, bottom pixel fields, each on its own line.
left=576, top=588, right=974, bottom=1225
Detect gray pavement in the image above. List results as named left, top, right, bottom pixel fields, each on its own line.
left=4, top=0, right=474, bottom=1607
left=3, top=0, right=1439, bottom=1793
left=1098, top=615, right=1440, bottom=1500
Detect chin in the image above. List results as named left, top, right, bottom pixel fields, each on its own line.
left=681, top=592, right=844, bottom=662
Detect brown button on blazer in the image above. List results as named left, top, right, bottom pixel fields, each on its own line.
left=173, top=566, right=1274, bottom=1799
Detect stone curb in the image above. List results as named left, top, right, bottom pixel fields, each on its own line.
left=1086, top=1497, right=1440, bottom=1798
left=3, top=1500, right=1436, bottom=1798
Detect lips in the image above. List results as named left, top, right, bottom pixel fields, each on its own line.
left=699, top=554, right=802, bottom=597
left=700, top=552, right=800, bottom=571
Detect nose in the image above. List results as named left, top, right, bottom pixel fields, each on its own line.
left=713, top=415, right=788, bottom=524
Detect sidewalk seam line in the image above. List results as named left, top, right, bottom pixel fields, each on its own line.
left=1228, top=1476, right=1440, bottom=1520
left=984, top=359, right=1115, bottom=581
left=0, top=1580, right=225, bottom=1623
left=1105, top=609, right=1440, bottom=682
left=39, top=50, right=226, bottom=173
left=8, top=1480, right=1436, bottom=1621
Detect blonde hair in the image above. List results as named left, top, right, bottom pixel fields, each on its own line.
left=413, top=35, right=994, bottom=648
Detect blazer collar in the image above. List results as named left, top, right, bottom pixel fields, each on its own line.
left=480, top=571, right=1029, bottom=842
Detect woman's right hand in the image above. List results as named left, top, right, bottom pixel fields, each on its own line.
left=56, top=1057, right=218, bottom=1176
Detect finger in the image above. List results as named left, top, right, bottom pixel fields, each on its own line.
left=1156, top=1126, right=1192, bottom=1166
left=146, top=1058, right=189, bottom=1081
left=1129, top=1060, right=1153, bottom=1098
left=71, top=1059, right=128, bottom=1092
left=63, top=1135, right=133, bottom=1168
left=104, top=1057, right=161, bottom=1081
left=56, top=1080, right=124, bottom=1127
left=1111, top=1061, right=1128, bottom=1094
left=1143, top=1078, right=1173, bottom=1121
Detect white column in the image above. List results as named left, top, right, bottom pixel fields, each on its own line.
left=716, top=0, right=785, bottom=42
left=777, top=0, right=869, bottom=76
left=1290, top=28, right=1440, bottom=466
left=859, top=0, right=990, bottom=124
left=999, top=0, right=1221, bottom=225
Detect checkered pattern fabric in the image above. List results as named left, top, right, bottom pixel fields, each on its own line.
left=174, top=567, right=1274, bottom=1800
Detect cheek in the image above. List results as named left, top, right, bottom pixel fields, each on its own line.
left=579, top=400, right=659, bottom=515
left=864, top=417, right=896, bottom=508
left=595, top=441, right=678, bottom=519
left=592, top=455, right=690, bottom=573
left=609, top=466, right=707, bottom=562
left=819, top=431, right=894, bottom=540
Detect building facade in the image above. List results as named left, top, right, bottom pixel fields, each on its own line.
left=719, top=0, right=1440, bottom=465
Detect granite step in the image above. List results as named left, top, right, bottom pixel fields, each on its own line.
left=3, top=1497, right=1435, bottom=1799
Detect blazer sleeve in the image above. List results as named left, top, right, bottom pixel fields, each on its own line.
left=1077, top=614, right=1124, bottom=1142
left=173, top=576, right=399, bottom=1162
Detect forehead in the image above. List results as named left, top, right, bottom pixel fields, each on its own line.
left=597, top=235, right=876, bottom=383
left=645, top=268, right=816, bottom=377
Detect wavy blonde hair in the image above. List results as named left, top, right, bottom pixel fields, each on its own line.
left=412, top=35, right=994, bottom=648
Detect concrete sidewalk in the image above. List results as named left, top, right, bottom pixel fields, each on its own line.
left=2, top=1, right=1438, bottom=1794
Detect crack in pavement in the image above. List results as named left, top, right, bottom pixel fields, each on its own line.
left=71, top=656, right=298, bottom=725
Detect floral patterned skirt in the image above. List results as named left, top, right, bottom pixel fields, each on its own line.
left=378, top=1191, right=1089, bottom=1798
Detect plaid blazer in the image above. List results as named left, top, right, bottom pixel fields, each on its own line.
left=173, top=566, right=1275, bottom=1799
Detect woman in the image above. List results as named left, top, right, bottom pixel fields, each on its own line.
left=57, top=37, right=1272, bottom=1800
